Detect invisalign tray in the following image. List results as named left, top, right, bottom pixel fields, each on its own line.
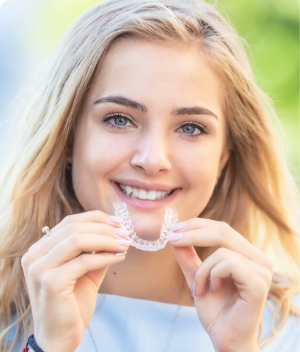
left=113, top=202, right=178, bottom=251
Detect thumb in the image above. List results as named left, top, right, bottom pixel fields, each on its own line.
left=171, top=245, right=202, bottom=288
left=86, top=267, right=108, bottom=289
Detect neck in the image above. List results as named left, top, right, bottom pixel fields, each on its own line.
left=99, top=243, right=194, bottom=306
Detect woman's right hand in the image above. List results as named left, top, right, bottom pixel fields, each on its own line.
left=21, top=211, right=130, bottom=352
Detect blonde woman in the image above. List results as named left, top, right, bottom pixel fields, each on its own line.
left=0, top=0, right=299, bottom=351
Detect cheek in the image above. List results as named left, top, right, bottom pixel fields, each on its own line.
left=172, top=141, right=223, bottom=219
left=71, top=125, right=130, bottom=209
left=175, top=142, right=221, bottom=184
left=73, top=125, right=127, bottom=174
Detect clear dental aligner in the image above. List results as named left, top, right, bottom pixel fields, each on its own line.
left=113, top=202, right=178, bottom=251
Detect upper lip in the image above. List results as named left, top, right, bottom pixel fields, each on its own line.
left=112, top=179, right=178, bottom=192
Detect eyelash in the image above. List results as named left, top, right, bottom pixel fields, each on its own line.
left=101, top=112, right=210, bottom=138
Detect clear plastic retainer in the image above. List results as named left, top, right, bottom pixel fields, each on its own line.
left=113, top=202, right=178, bottom=251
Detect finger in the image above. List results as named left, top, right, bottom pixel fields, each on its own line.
left=171, top=218, right=225, bottom=231
left=51, top=211, right=122, bottom=234
left=194, top=248, right=272, bottom=296
left=38, top=234, right=130, bottom=268
left=171, top=245, right=202, bottom=289
left=30, top=222, right=129, bottom=257
left=209, top=258, right=268, bottom=302
left=28, top=211, right=124, bottom=254
left=168, top=220, right=272, bottom=270
left=36, top=252, right=126, bottom=292
left=28, top=235, right=50, bottom=251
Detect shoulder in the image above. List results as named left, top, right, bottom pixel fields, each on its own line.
left=261, top=294, right=300, bottom=352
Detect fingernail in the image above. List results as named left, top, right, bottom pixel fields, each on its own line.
left=114, top=251, right=127, bottom=256
left=167, top=232, right=183, bottom=241
left=109, top=215, right=122, bottom=224
left=170, top=222, right=186, bottom=232
left=116, top=239, right=131, bottom=247
left=191, top=282, right=197, bottom=298
left=114, top=228, right=129, bottom=238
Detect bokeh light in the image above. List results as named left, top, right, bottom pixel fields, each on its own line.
left=0, top=0, right=9, bottom=8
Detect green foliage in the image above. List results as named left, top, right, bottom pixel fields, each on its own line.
left=208, top=0, right=299, bottom=185
left=22, top=0, right=99, bottom=51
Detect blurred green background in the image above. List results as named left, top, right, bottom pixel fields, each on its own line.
left=21, top=0, right=299, bottom=187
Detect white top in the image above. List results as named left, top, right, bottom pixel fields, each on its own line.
left=76, top=294, right=300, bottom=352
left=10, top=294, right=300, bottom=351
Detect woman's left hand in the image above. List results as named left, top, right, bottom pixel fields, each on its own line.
left=168, top=219, right=274, bottom=352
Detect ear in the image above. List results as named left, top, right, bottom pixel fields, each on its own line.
left=217, top=146, right=230, bottom=179
left=66, top=156, right=73, bottom=164
left=66, top=143, right=73, bottom=164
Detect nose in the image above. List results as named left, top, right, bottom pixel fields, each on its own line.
left=130, top=129, right=172, bottom=175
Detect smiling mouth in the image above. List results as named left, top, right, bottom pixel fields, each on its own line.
left=117, top=182, right=175, bottom=200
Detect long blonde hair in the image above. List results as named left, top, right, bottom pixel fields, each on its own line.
left=0, top=0, right=299, bottom=350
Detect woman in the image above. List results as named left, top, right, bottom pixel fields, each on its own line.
left=0, top=0, right=299, bottom=351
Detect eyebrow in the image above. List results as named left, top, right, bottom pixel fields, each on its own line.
left=171, top=106, right=218, bottom=120
left=93, top=95, right=218, bottom=119
left=93, top=95, right=147, bottom=113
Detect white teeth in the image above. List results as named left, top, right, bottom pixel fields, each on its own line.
left=118, top=183, right=172, bottom=200
left=147, top=190, right=156, bottom=200
left=125, top=185, right=133, bottom=195
left=138, top=189, right=147, bottom=199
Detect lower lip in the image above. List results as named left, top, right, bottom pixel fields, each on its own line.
left=111, top=182, right=180, bottom=210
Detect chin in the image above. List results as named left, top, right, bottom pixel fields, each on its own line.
left=130, top=213, right=164, bottom=241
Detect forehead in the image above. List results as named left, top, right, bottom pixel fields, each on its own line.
left=87, top=39, right=225, bottom=117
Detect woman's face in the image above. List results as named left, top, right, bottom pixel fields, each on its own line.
left=72, top=40, right=229, bottom=239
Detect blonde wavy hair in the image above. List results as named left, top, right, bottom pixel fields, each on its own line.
left=0, top=0, right=299, bottom=351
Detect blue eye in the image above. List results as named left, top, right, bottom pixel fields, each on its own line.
left=179, top=122, right=209, bottom=138
left=102, top=113, right=135, bottom=131
left=182, top=125, right=197, bottom=134
left=114, top=116, right=128, bottom=126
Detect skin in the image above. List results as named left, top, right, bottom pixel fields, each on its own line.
left=72, top=40, right=228, bottom=238
left=72, top=39, right=228, bottom=304
left=21, top=40, right=273, bottom=352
